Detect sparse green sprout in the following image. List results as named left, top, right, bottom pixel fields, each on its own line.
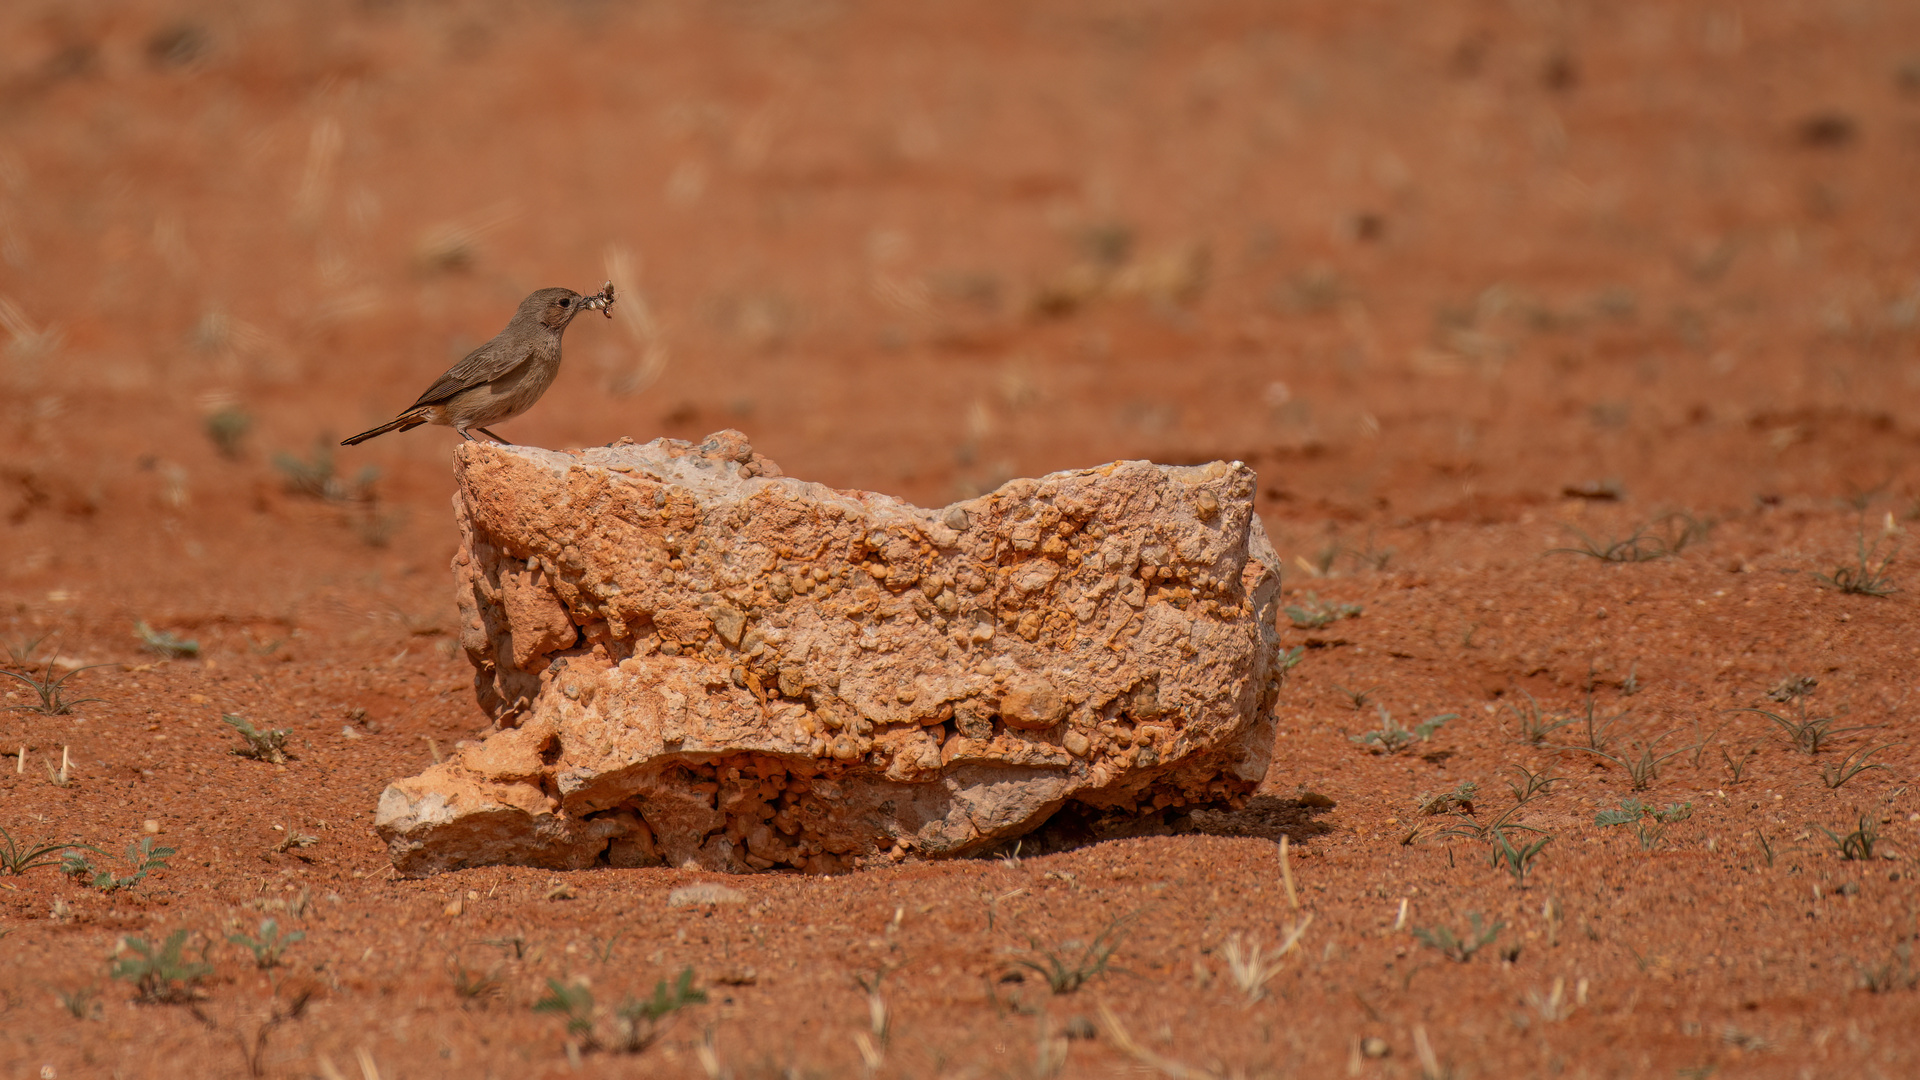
left=1012, top=914, right=1135, bottom=994
left=610, top=968, right=707, bottom=1053
left=1548, top=512, right=1711, bottom=562
left=534, top=978, right=598, bottom=1041
left=3, top=630, right=53, bottom=668
left=1505, top=765, right=1563, bottom=803
left=1814, top=814, right=1885, bottom=861
left=1411, top=912, right=1505, bottom=962
left=1506, top=691, right=1578, bottom=746
left=1, top=658, right=109, bottom=715
left=64, top=836, right=174, bottom=892
left=1583, top=737, right=1690, bottom=791
left=111, top=930, right=212, bottom=1003
left=1572, top=695, right=1626, bottom=753
left=1284, top=592, right=1363, bottom=629
left=135, top=622, right=199, bottom=659
left=1351, top=707, right=1455, bottom=755
left=533, top=968, right=703, bottom=1054
left=1730, top=703, right=1872, bottom=756
left=355, top=505, right=406, bottom=548
left=1333, top=683, right=1379, bottom=710
left=451, top=963, right=504, bottom=1005
left=273, top=438, right=378, bottom=503
left=1721, top=745, right=1757, bottom=784
left=1857, top=944, right=1917, bottom=993
left=55, top=985, right=102, bottom=1020
left=224, top=714, right=292, bottom=764
left=0, top=824, right=90, bottom=875
left=1277, top=645, right=1304, bottom=675
left=1821, top=744, right=1894, bottom=789
left=1814, top=525, right=1897, bottom=596
left=1489, top=829, right=1553, bottom=886
left=1594, top=799, right=1693, bottom=850
left=204, top=405, right=253, bottom=459
left=228, top=917, right=304, bottom=969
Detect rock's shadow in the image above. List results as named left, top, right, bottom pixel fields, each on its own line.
left=1179, top=794, right=1339, bottom=843
left=974, top=795, right=1334, bottom=861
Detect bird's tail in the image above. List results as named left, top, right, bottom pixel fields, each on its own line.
left=341, top=410, right=428, bottom=446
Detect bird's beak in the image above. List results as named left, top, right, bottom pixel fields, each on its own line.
left=582, top=281, right=616, bottom=319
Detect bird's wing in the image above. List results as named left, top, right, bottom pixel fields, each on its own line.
left=406, top=341, right=536, bottom=409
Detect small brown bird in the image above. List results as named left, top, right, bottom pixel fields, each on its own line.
left=342, top=283, right=614, bottom=446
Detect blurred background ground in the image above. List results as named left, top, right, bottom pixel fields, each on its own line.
left=2, top=2, right=1919, bottom=1077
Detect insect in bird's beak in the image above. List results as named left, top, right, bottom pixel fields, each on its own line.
left=582, top=281, right=616, bottom=318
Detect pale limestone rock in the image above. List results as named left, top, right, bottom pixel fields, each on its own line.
left=374, top=430, right=1284, bottom=876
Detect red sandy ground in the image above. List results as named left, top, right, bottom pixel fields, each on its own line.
left=2, top=1, right=1919, bottom=1077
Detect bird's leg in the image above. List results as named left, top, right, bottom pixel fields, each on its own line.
left=457, top=429, right=478, bottom=442
left=475, top=427, right=514, bottom=445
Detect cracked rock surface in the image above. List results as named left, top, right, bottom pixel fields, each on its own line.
left=374, top=430, right=1284, bottom=875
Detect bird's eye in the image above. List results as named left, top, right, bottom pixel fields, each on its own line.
left=559, top=297, right=571, bottom=307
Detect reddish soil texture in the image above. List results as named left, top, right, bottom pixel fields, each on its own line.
left=3, top=1, right=1920, bottom=1077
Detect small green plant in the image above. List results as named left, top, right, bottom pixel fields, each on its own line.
left=533, top=978, right=597, bottom=1042
left=228, top=917, right=304, bottom=969
left=1277, top=645, right=1304, bottom=675
left=1411, top=912, right=1505, bottom=962
left=1351, top=707, right=1455, bottom=755
left=1573, top=732, right=1689, bottom=791
left=1814, top=814, right=1884, bottom=861
left=1595, top=798, right=1693, bottom=850
left=273, top=438, right=378, bottom=502
left=1506, top=691, right=1578, bottom=746
left=3, top=630, right=53, bottom=668
left=1011, top=914, right=1135, bottom=994
left=1489, top=829, right=1553, bottom=886
left=55, top=985, right=102, bottom=1020
left=64, top=836, right=174, bottom=892
left=223, top=714, right=292, bottom=764
left=1, top=657, right=109, bottom=715
left=204, top=405, right=253, bottom=459
left=1730, top=702, right=1872, bottom=756
left=1284, top=592, right=1362, bottom=629
left=0, top=824, right=91, bottom=875
left=610, top=967, right=707, bottom=1053
left=1439, top=798, right=1541, bottom=844
left=1575, top=695, right=1626, bottom=753
left=1857, top=944, right=1917, bottom=993
left=533, top=967, right=706, bottom=1053
left=135, top=622, right=199, bottom=659
left=110, top=930, right=213, bottom=1003
left=354, top=504, right=407, bottom=548
left=1438, top=782, right=1552, bottom=885
left=1721, top=744, right=1757, bottom=784
left=590, top=931, right=627, bottom=965
left=1548, top=512, right=1710, bottom=563
left=1813, top=525, right=1897, bottom=596
left=451, top=962, right=504, bottom=1006
left=1505, top=765, right=1563, bottom=803
left=1332, top=683, right=1379, bottom=710
left=1821, top=743, right=1894, bottom=789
